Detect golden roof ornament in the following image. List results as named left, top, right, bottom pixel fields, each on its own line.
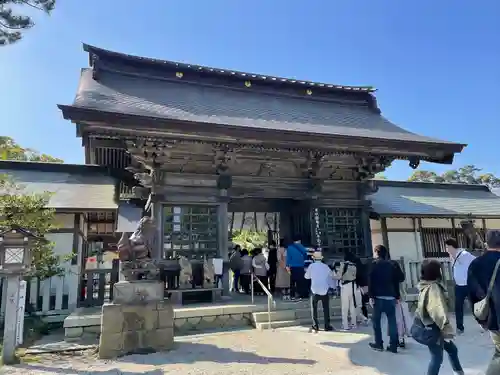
left=244, top=81, right=252, bottom=88
left=306, top=89, right=313, bottom=96
left=175, top=72, right=184, bottom=78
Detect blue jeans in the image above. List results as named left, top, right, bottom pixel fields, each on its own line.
left=454, top=285, right=468, bottom=331
left=372, top=298, right=398, bottom=349
left=427, top=339, right=463, bottom=375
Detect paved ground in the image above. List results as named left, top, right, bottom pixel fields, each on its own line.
left=3, top=316, right=493, bottom=375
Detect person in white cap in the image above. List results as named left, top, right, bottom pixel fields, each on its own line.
left=305, top=250, right=334, bottom=332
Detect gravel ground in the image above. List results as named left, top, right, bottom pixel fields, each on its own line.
left=2, top=316, right=493, bottom=375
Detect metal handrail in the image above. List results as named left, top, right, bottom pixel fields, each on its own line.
left=251, top=273, right=276, bottom=329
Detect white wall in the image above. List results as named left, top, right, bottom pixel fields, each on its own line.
left=486, top=219, right=500, bottom=229
left=387, top=232, right=421, bottom=261
left=370, top=217, right=422, bottom=261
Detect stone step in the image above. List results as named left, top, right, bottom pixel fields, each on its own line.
left=251, top=306, right=342, bottom=323
left=254, top=315, right=343, bottom=330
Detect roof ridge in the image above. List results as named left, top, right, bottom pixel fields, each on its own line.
left=83, top=43, right=376, bottom=93
left=374, top=179, right=490, bottom=191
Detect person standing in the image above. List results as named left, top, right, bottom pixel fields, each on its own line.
left=267, top=240, right=278, bottom=294
left=239, top=249, right=253, bottom=294
left=416, top=259, right=464, bottom=375
left=368, top=244, right=404, bottom=353
left=286, top=236, right=308, bottom=301
left=336, top=251, right=364, bottom=330
left=252, top=247, right=269, bottom=296
left=305, top=251, right=334, bottom=332
left=444, top=238, right=476, bottom=335
left=275, top=239, right=291, bottom=300
left=229, top=245, right=243, bottom=292
left=467, top=230, right=500, bottom=375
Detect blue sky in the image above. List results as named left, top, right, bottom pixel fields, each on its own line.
left=1, top=0, right=499, bottom=180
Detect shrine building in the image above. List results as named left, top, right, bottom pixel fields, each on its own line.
left=58, top=44, right=466, bottom=265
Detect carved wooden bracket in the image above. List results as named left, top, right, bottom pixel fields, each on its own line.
left=133, top=167, right=166, bottom=189
left=355, top=156, right=393, bottom=180
left=256, top=161, right=276, bottom=177
left=126, top=140, right=173, bottom=169
left=294, top=151, right=325, bottom=178
left=212, top=144, right=235, bottom=175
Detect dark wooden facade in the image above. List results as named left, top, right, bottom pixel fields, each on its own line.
left=58, top=44, right=465, bottom=261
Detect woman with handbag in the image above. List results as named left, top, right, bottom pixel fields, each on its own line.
left=412, top=259, right=464, bottom=375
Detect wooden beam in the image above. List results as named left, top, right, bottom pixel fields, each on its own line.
left=89, top=138, right=126, bottom=149
left=361, top=210, right=372, bottom=257
left=381, top=217, right=390, bottom=252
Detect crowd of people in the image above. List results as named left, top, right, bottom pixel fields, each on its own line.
left=228, top=230, right=500, bottom=375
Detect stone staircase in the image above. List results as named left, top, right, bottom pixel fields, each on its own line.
left=251, top=298, right=342, bottom=330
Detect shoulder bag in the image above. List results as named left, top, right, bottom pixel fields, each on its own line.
left=410, top=316, right=440, bottom=346
left=473, top=259, right=500, bottom=322
left=410, top=287, right=441, bottom=346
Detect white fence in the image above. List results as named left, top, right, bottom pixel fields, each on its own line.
left=0, top=265, right=80, bottom=323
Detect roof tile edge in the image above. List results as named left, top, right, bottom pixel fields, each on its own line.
left=82, top=43, right=376, bottom=94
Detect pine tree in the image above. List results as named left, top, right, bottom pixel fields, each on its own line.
left=0, top=0, right=56, bottom=45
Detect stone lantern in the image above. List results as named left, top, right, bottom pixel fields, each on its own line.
left=0, top=226, right=38, bottom=276
left=0, top=225, right=39, bottom=365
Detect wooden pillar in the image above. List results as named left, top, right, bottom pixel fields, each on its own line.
left=412, top=218, right=423, bottom=260
left=2, top=275, right=21, bottom=364
left=361, top=210, right=372, bottom=257
left=218, top=189, right=230, bottom=295
left=381, top=217, right=390, bottom=252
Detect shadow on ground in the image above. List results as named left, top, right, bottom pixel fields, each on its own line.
left=319, top=323, right=492, bottom=375
left=13, top=339, right=316, bottom=374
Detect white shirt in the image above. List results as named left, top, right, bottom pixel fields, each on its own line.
left=452, top=249, right=475, bottom=286
left=305, top=261, right=334, bottom=296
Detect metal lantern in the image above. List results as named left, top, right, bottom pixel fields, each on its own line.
left=0, top=226, right=38, bottom=275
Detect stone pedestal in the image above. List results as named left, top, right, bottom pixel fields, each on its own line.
left=98, top=281, right=174, bottom=359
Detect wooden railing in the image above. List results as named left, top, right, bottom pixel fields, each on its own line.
left=420, top=227, right=486, bottom=258
left=405, top=259, right=452, bottom=291
left=78, top=259, right=120, bottom=308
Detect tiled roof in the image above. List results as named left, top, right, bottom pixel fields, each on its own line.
left=69, top=68, right=462, bottom=146
left=0, top=163, right=117, bottom=210
left=370, top=181, right=500, bottom=217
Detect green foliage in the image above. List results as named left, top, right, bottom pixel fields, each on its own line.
left=0, top=175, right=63, bottom=279
left=0, top=136, right=63, bottom=162
left=0, top=0, right=56, bottom=45
left=231, top=229, right=267, bottom=251
left=407, top=164, right=500, bottom=189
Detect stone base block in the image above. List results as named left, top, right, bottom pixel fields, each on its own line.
left=169, top=287, right=223, bottom=306
left=112, top=280, right=164, bottom=304
left=98, top=299, right=174, bottom=359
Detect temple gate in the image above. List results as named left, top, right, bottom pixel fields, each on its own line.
left=58, top=44, right=464, bottom=299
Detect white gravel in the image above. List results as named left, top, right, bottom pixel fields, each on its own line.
left=2, top=316, right=493, bottom=375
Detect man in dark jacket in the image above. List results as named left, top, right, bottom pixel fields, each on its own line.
left=267, top=241, right=278, bottom=294
left=467, top=230, right=500, bottom=375
left=368, top=244, right=405, bottom=354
